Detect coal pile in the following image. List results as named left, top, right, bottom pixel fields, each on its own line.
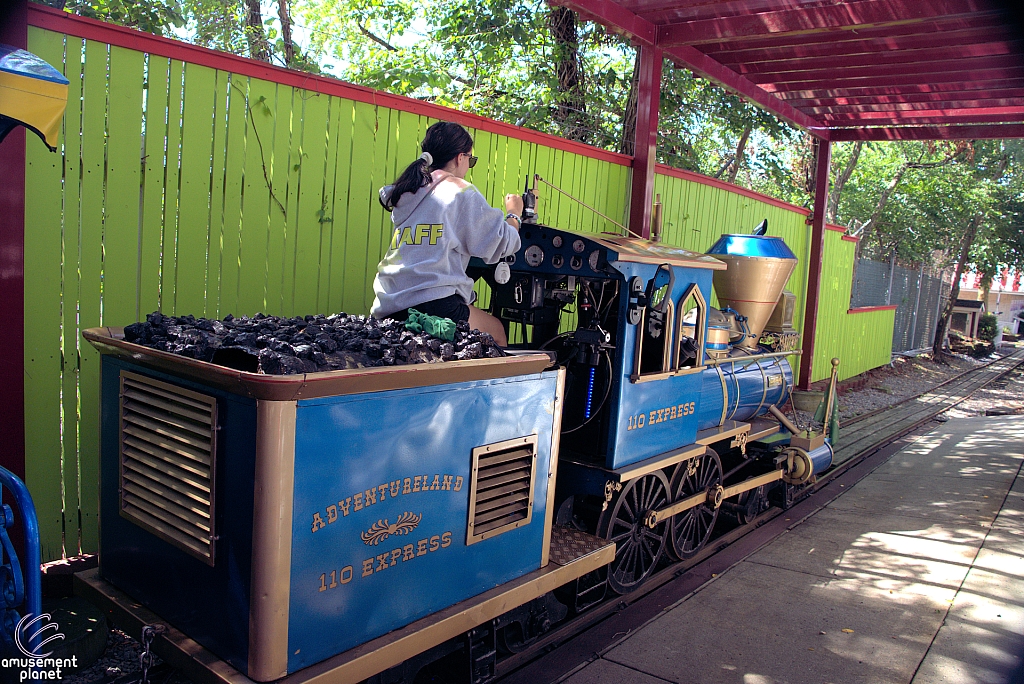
left=123, top=311, right=505, bottom=375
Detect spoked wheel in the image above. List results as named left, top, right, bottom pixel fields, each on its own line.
left=734, top=484, right=771, bottom=524
left=667, top=447, right=723, bottom=561
left=597, top=471, right=671, bottom=594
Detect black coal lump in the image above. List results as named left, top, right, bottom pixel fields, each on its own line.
left=125, top=310, right=506, bottom=374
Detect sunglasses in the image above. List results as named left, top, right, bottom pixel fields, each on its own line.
left=464, top=153, right=478, bottom=168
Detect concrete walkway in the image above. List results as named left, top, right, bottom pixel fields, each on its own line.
left=560, top=416, right=1024, bottom=684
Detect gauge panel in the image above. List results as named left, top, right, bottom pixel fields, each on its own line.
left=490, top=225, right=613, bottom=278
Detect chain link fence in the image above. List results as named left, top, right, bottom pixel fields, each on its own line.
left=851, top=257, right=951, bottom=354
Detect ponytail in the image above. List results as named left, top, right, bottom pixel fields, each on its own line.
left=380, top=122, right=474, bottom=212
left=381, top=152, right=433, bottom=212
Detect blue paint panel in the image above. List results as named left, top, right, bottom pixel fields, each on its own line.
left=287, top=372, right=559, bottom=671
left=697, top=356, right=793, bottom=430
left=98, top=357, right=256, bottom=673
left=605, top=262, right=714, bottom=470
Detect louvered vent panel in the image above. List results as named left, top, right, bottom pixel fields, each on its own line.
left=467, top=436, right=538, bottom=545
left=119, top=372, right=218, bottom=565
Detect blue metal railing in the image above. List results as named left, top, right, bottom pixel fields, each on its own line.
left=0, top=466, right=41, bottom=652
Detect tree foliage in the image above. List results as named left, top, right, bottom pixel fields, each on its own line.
left=36, top=0, right=1024, bottom=304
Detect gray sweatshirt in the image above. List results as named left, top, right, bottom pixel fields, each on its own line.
left=371, top=170, right=521, bottom=318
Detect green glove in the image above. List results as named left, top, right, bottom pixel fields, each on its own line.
left=405, top=308, right=456, bottom=342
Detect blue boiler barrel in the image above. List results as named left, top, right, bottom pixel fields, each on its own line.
left=697, top=353, right=793, bottom=430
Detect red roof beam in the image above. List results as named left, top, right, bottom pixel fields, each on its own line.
left=830, top=124, right=1024, bottom=140
left=548, top=0, right=657, bottom=46
left=805, top=99, right=1024, bottom=115
left=825, top=112, right=1024, bottom=126
left=728, top=43, right=1024, bottom=75
left=708, top=29, right=1021, bottom=65
left=743, top=57, right=1024, bottom=84
left=696, top=15, right=1013, bottom=54
left=657, top=0, right=1004, bottom=47
left=628, top=0, right=879, bottom=23
left=761, top=71, right=1024, bottom=93
left=784, top=90, right=1024, bottom=107
left=547, top=0, right=828, bottom=135
left=664, top=44, right=829, bottom=135
left=775, top=80, right=1024, bottom=100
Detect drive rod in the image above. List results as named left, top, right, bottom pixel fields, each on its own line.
left=645, top=469, right=784, bottom=528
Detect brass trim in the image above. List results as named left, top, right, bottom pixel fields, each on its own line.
left=73, top=534, right=616, bottom=684
left=720, top=469, right=783, bottom=499
left=754, top=358, right=768, bottom=416
left=85, top=328, right=553, bottom=401
left=695, top=420, right=750, bottom=446
left=716, top=365, right=728, bottom=427
left=632, top=308, right=646, bottom=382
left=466, top=435, right=538, bottom=546
left=248, top=400, right=296, bottom=681
left=648, top=468, right=784, bottom=526
left=705, top=349, right=802, bottom=367
left=541, top=368, right=567, bottom=567
left=748, top=419, right=782, bottom=442
left=118, top=371, right=218, bottom=566
left=727, top=369, right=742, bottom=421
left=674, top=283, right=707, bottom=371
left=661, top=299, right=675, bottom=371
left=561, top=443, right=705, bottom=484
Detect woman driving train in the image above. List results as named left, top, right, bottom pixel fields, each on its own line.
left=370, top=121, right=524, bottom=346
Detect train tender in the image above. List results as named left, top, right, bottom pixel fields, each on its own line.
left=82, top=218, right=831, bottom=683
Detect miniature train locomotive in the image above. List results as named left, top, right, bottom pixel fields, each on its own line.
left=83, top=218, right=831, bottom=683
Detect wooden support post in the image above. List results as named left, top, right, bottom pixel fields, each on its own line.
left=798, top=137, right=831, bottom=390
left=0, top=0, right=28, bottom=480
left=628, top=43, right=662, bottom=239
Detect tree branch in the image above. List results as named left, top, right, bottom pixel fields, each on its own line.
left=358, top=23, right=398, bottom=51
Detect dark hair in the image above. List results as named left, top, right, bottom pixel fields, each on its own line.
left=380, top=122, right=474, bottom=212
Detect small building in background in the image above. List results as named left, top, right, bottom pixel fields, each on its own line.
left=950, top=299, right=985, bottom=338
left=958, top=269, right=1024, bottom=335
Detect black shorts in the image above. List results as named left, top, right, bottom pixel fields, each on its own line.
left=389, top=294, right=470, bottom=323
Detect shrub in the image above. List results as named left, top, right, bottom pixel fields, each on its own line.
left=977, top=313, right=999, bottom=342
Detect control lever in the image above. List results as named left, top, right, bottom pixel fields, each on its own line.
left=522, top=175, right=538, bottom=224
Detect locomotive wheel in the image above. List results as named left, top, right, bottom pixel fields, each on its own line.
left=667, top=447, right=723, bottom=561
left=734, top=484, right=771, bottom=524
left=597, top=471, right=670, bottom=594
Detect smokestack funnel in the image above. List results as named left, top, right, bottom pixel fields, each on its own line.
left=706, top=231, right=797, bottom=348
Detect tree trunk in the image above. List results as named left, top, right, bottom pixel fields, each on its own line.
left=827, top=140, right=863, bottom=223
left=619, top=56, right=640, bottom=156
left=244, top=0, right=271, bottom=62
left=277, top=0, right=295, bottom=67
left=727, top=127, right=751, bottom=184
left=548, top=7, right=588, bottom=143
left=859, top=163, right=907, bottom=256
left=933, top=214, right=981, bottom=358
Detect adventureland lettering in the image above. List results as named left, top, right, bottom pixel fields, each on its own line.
left=310, top=473, right=464, bottom=533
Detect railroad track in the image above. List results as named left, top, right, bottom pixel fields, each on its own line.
left=493, top=348, right=1024, bottom=684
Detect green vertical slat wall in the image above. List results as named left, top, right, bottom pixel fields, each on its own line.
left=23, top=26, right=891, bottom=560
left=22, top=27, right=634, bottom=559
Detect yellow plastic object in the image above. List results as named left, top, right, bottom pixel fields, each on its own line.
left=0, top=44, right=68, bottom=151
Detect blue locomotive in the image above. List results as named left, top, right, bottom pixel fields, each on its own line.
left=83, top=218, right=831, bottom=683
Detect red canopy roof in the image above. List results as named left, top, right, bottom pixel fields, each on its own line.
left=555, top=0, right=1024, bottom=140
